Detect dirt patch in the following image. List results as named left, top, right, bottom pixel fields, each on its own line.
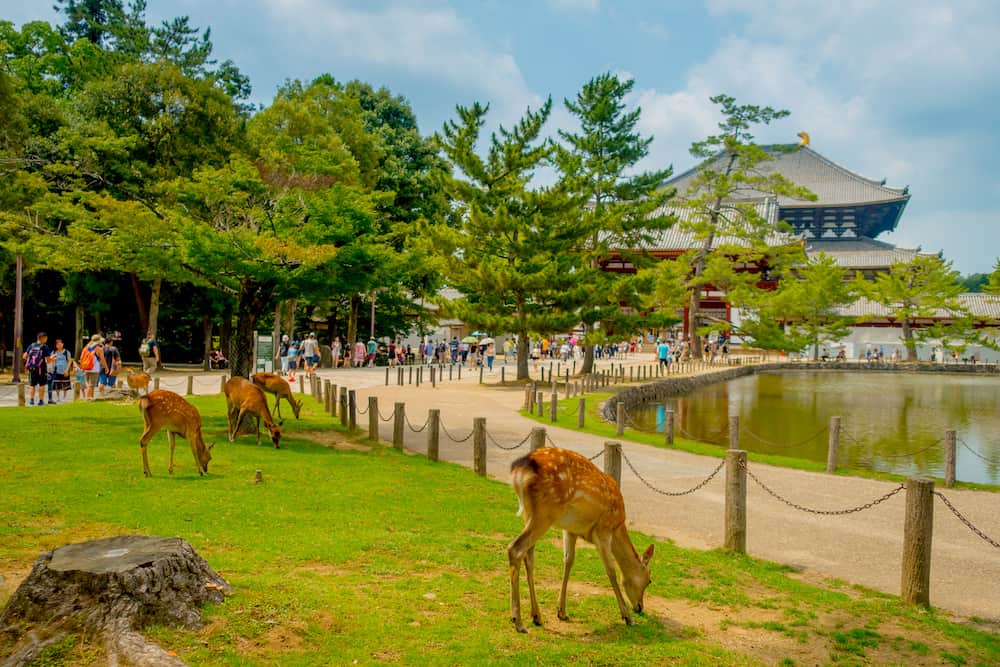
left=294, top=430, right=372, bottom=452
left=0, top=563, right=32, bottom=608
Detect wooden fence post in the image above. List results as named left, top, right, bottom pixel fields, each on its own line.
left=348, top=390, right=357, bottom=432
left=944, top=430, right=956, bottom=488
left=368, top=396, right=378, bottom=441
left=473, top=417, right=487, bottom=477
left=431, top=366, right=436, bottom=388
left=901, top=477, right=935, bottom=607
left=324, top=381, right=333, bottom=415
left=826, top=416, right=841, bottom=473
left=17, top=383, right=25, bottom=407
left=385, top=367, right=389, bottom=386
left=153, top=377, right=160, bottom=391
left=549, top=391, right=558, bottom=423
left=536, top=392, right=544, bottom=417
left=665, top=409, right=674, bottom=446
left=186, top=375, right=194, bottom=396
left=577, top=397, right=586, bottom=428
left=616, top=401, right=625, bottom=436
left=339, top=387, right=348, bottom=426
left=724, top=449, right=747, bottom=553
left=728, top=415, right=739, bottom=450
left=530, top=427, right=546, bottom=451
left=603, top=442, right=622, bottom=487
left=220, top=374, right=226, bottom=394
left=427, top=409, right=440, bottom=461
left=393, top=402, right=405, bottom=450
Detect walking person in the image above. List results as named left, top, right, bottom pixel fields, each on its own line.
left=331, top=336, right=342, bottom=369
left=301, top=333, right=320, bottom=376
left=287, top=339, right=299, bottom=382
left=99, top=337, right=121, bottom=394
left=23, top=332, right=52, bottom=406
left=279, top=335, right=291, bottom=375
left=354, top=339, right=366, bottom=368
left=79, top=334, right=107, bottom=399
left=139, top=332, right=160, bottom=372
left=657, top=338, right=671, bottom=370
left=51, top=338, right=74, bottom=402
left=486, top=342, right=496, bottom=373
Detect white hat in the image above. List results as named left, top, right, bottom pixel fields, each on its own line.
left=282, top=335, right=290, bottom=342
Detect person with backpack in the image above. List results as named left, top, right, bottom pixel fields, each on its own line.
left=51, top=338, right=74, bottom=403
left=100, top=337, right=121, bottom=394
left=22, top=332, right=52, bottom=406
left=139, top=332, right=160, bottom=373
left=79, top=334, right=107, bottom=399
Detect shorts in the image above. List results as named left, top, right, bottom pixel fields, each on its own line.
left=53, top=372, right=71, bottom=392
left=85, top=372, right=100, bottom=388
left=100, top=372, right=117, bottom=387
left=281, top=357, right=289, bottom=372
left=307, top=355, right=319, bottom=365
left=28, top=370, right=48, bottom=387
left=288, top=358, right=298, bottom=370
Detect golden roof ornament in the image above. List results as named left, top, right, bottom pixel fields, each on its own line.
left=797, top=131, right=810, bottom=147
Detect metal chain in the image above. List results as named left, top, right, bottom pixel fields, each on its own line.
left=405, top=413, right=430, bottom=433
left=546, top=433, right=560, bottom=448
left=621, top=450, right=725, bottom=497
left=486, top=430, right=531, bottom=451
left=355, top=402, right=369, bottom=415
left=439, top=421, right=475, bottom=443
left=934, top=491, right=1000, bottom=549
left=741, top=460, right=905, bottom=515
left=871, top=439, right=941, bottom=459
left=588, top=450, right=604, bottom=461
left=958, top=439, right=1000, bottom=466
left=378, top=407, right=394, bottom=422
left=839, top=427, right=864, bottom=445
left=740, top=424, right=828, bottom=451
left=675, top=420, right=727, bottom=446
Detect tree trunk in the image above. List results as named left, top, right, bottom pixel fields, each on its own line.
left=220, top=303, right=233, bottom=364
left=201, top=314, right=213, bottom=372
left=902, top=318, right=918, bottom=361
left=130, top=272, right=149, bottom=335
left=148, top=278, right=162, bottom=340
left=94, top=312, right=102, bottom=337
left=687, top=288, right=703, bottom=360
left=347, top=294, right=360, bottom=348
left=579, top=333, right=595, bottom=375
left=272, top=301, right=282, bottom=370
left=516, top=330, right=530, bottom=380
left=0, top=535, right=229, bottom=667
left=230, top=279, right=277, bottom=379
left=281, top=298, right=296, bottom=339
left=74, top=306, right=84, bottom=357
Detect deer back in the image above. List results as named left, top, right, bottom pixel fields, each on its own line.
left=140, top=390, right=213, bottom=464
left=225, top=377, right=282, bottom=446
left=252, top=372, right=301, bottom=418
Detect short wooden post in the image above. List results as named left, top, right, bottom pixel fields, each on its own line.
left=348, top=390, right=357, bottom=431
left=409, top=366, right=413, bottom=385
left=416, top=366, right=421, bottom=387
left=901, top=477, right=935, bottom=606
left=616, top=401, right=625, bottom=436
left=478, top=366, right=484, bottom=384
left=541, top=367, right=545, bottom=383
left=665, top=409, right=674, bottom=446
left=724, top=449, right=747, bottom=553
left=393, top=402, right=405, bottom=450
left=153, top=377, right=160, bottom=391
left=826, top=416, right=841, bottom=473
left=449, top=365, right=453, bottom=381
left=728, top=415, right=739, bottom=450
left=603, top=442, right=622, bottom=487
left=186, top=375, right=194, bottom=396
left=324, top=381, right=333, bottom=415
left=536, top=392, right=544, bottom=417
left=431, top=366, right=436, bottom=388
left=473, top=417, right=487, bottom=477
left=549, top=391, right=558, bottom=423
left=368, top=396, right=378, bottom=441
left=629, top=366, right=634, bottom=383
left=530, top=427, right=545, bottom=451
left=458, top=365, right=462, bottom=380
left=577, top=397, right=586, bottom=428
left=501, top=367, right=505, bottom=383
left=220, top=375, right=226, bottom=394
left=339, top=387, right=348, bottom=426
left=427, top=409, right=440, bottom=461
left=385, top=367, right=390, bottom=385
left=524, top=384, right=533, bottom=410
left=398, top=367, right=404, bottom=386
left=944, top=430, right=956, bottom=488
left=17, top=383, right=25, bottom=407
left=298, top=375, right=304, bottom=394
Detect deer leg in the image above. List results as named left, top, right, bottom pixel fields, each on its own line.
left=507, top=521, right=549, bottom=633
left=168, top=431, right=177, bottom=474
left=255, top=415, right=262, bottom=445
left=595, top=533, right=633, bottom=625
left=139, top=427, right=155, bottom=478
left=557, top=531, right=578, bottom=620
left=227, top=405, right=239, bottom=442
left=273, top=396, right=284, bottom=425
left=524, top=546, right=541, bottom=626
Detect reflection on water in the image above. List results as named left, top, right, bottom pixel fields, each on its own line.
left=629, top=370, right=1000, bottom=485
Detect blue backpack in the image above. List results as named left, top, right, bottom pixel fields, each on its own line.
left=25, top=344, right=46, bottom=372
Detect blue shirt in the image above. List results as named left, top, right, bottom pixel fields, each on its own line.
left=657, top=342, right=670, bottom=360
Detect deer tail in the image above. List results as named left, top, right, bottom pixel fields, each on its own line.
left=138, top=395, right=151, bottom=413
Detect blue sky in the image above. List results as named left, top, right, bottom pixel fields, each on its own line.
left=4, top=0, right=999, bottom=274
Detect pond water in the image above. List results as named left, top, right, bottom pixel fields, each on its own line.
left=627, top=370, right=1000, bottom=485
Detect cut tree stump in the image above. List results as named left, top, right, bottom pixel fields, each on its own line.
left=0, top=535, right=230, bottom=667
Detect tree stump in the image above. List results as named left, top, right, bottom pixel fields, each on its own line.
left=0, top=535, right=230, bottom=667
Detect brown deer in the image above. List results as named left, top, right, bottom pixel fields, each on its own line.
left=224, top=377, right=281, bottom=448
left=126, top=369, right=151, bottom=396
left=138, top=390, right=213, bottom=477
left=507, top=447, right=654, bottom=633
left=251, top=372, right=302, bottom=423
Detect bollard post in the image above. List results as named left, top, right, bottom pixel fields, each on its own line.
left=409, top=366, right=413, bottom=385
left=368, top=396, right=379, bottom=441
left=728, top=415, right=739, bottom=450
left=578, top=397, right=586, bottom=428
left=944, top=430, right=956, bottom=488
left=826, top=416, right=841, bottom=473
left=603, top=442, right=622, bottom=486
left=348, top=390, right=357, bottom=431
left=427, top=409, right=440, bottom=461
left=154, top=377, right=160, bottom=391
left=393, top=402, right=405, bottom=450
left=616, top=401, right=625, bottom=436
left=416, top=367, right=421, bottom=387
left=339, top=387, right=348, bottom=426
left=549, top=391, right=558, bottom=423
left=186, top=375, right=194, bottom=396
left=541, top=367, right=545, bottom=383
left=530, top=427, right=546, bottom=451
left=458, top=365, right=462, bottom=380
left=665, top=409, right=675, bottom=446
left=298, top=375, right=304, bottom=394
left=501, top=367, right=505, bottom=383
left=220, top=375, right=226, bottom=394
left=324, top=381, right=333, bottom=415
left=398, top=367, right=404, bottom=386
left=724, top=449, right=748, bottom=553
left=449, top=365, right=453, bottom=381
left=536, top=392, right=544, bottom=417
left=524, top=384, right=533, bottom=410
left=901, top=477, right=935, bottom=607
left=73, top=382, right=81, bottom=402
left=479, top=366, right=484, bottom=384
left=385, top=367, right=390, bottom=386
left=473, top=417, right=487, bottom=477
left=431, top=366, right=436, bottom=388
left=17, top=383, right=25, bottom=407
left=630, top=366, right=634, bottom=383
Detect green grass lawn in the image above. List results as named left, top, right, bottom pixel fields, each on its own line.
left=1, top=395, right=998, bottom=665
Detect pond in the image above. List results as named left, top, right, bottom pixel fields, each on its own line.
left=626, top=370, right=1000, bottom=485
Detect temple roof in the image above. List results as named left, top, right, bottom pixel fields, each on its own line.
left=836, top=294, right=1000, bottom=320
left=665, top=145, right=910, bottom=209
left=805, top=238, right=934, bottom=269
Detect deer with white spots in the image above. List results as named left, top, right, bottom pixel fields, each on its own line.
left=251, top=372, right=302, bottom=423
left=138, top=390, right=213, bottom=477
left=224, top=376, right=282, bottom=448
left=507, top=447, right=654, bottom=633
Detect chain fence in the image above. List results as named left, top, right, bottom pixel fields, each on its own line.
left=486, top=430, right=531, bottom=451
left=404, top=413, right=430, bottom=433
left=621, top=450, right=725, bottom=497
left=741, top=459, right=905, bottom=515
left=378, top=406, right=394, bottom=422
left=355, top=401, right=368, bottom=415
left=934, top=491, right=1000, bottom=549
left=867, top=439, right=942, bottom=459
left=739, top=424, right=828, bottom=451
left=958, top=438, right=1000, bottom=466
left=439, top=420, right=475, bottom=443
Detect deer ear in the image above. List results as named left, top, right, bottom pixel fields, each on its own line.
left=641, top=544, right=654, bottom=566
left=207, top=442, right=215, bottom=451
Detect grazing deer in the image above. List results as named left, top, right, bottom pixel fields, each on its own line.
left=138, top=390, right=213, bottom=477
left=507, top=447, right=654, bottom=633
left=126, top=369, right=151, bottom=397
left=224, top=377, right=281, bottom=448
left=251, top=372, right=302, bottom=424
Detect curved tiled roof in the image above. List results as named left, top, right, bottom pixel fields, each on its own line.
left=836, top=294, right=1000, bottom=320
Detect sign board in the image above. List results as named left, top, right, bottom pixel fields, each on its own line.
left=254, top=333, right=274, bottom=373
